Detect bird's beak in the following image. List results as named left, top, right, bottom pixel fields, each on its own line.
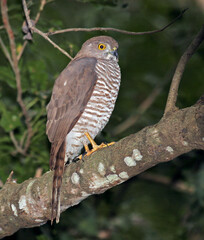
left=110, top=47, right=119, bottom=60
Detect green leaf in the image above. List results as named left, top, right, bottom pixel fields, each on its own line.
left=0, top=109, right=21, bottom=132
left=0, top=66, right=16, bottom=88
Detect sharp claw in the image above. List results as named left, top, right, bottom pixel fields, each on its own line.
left=76, top=133, right=115, bottom=160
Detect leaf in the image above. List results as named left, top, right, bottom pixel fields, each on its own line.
left=0, top=108, right=21, bottom=132
left=21, top=60, right=48, bottom=92
left=0, top=66, right=16, bottom=88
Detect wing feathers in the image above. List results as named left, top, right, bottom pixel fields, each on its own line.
left=51, top=140, right=65, bottom=224
left=46, top=57, right=98, bottom=165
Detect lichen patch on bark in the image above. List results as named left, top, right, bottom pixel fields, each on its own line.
left=166, top=146, right=174, bottom=154
left=132, top=149, right=143, bottom=161
left=11, top=204, right=18, bottom=217
left=18, top=195, right=28, bottom=213
left=119, top=172, right=129, bottom=179
left=71, top=172, right=80, bottom=185
left=98, top=162, right=106, bottom=176
left=124, top=156, right=136, bottom=167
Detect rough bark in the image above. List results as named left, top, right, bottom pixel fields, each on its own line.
left=0, top=97, right=203, bottom=238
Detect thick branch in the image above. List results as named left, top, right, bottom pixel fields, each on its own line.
left=164, top=25, right=204, bottom=115
left=0, top=99, right=203, bottom=238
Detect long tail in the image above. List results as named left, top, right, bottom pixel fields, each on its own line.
left=51, top=140, right=65, bottom=224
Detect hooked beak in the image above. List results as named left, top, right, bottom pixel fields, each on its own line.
left=110, top=47, right=119, bottom=60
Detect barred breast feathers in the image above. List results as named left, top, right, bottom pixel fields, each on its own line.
left=65, top=58, right=121, bottom=162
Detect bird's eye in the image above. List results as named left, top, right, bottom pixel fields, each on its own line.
left=98, top=43, right=106, bottom=50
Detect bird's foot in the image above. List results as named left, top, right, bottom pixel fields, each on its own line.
left=77, top=132, right=115, bottom=160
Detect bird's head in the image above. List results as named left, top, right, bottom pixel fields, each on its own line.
left=75, top=36, right=119, bottom=62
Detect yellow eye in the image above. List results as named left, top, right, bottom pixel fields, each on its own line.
left=98, top=43, right=106, bottom=50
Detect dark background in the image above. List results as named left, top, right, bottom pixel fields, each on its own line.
left=0, top=0, right=204, bottom=239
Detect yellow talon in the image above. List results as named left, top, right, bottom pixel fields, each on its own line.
left=78, top=132, right=115, bottom=159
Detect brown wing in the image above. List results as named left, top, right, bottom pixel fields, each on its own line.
left=46, top=57, right=97, bottom=167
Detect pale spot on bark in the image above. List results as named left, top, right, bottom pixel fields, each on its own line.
left=152, top=128, right=158, bottom=134
left=202, top=137, right=204, bottom=141
left=71, top=172, right=80, bottom=185
left=35, top=219, right=44, bottom=223
left=19, top=195, right=28, bottom=213
left=148, top=127, right=160, bottom=143
left=119, top=172, right=129, bottom=179
left=110, top=165, right=116, bottom=173
left=71, top=188, right=78, bottom=194
left=166, top=146, right=174, bottom=154
left=81, top=191, right=90, bottom=197
left=89, top=173, right=123, bottom=190
left=37, top=186, right=40, bottom=193
left=26, top=179, right=36, bottom=195
left=79, top=169, right=84, bottom=174
left=106, top=174, right=120, bottom=183
left=182, top=141, right=188, bottom=146
left=1, top=206, right=5, bottom=212
left=124, top=156, right=136, bottom=167
left=0, top=227, right=2, bottom=232
left=89, top=173, right=109, bottom=190
left=98, top=162, right=105, bottom=176
left=11, top=204, right=18, bottom=217
left=64, top=81, right=67, bottom=86
left=132, top=149, right=143, bottom=161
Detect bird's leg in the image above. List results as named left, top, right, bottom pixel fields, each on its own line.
left=84, top=132, right=115, bottom=156
left=77, top=132, right=115, bottom=160
left=78, top=144, right=89, bottom=160
left=84, top=144, right=90, bottom=153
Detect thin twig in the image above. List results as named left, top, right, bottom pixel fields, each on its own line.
left=20, top=130, right=27, bottom=148
left=1, top=0, right=32, bottom=154
left=22, top=0, right=73, bottom=60
left=35, top=0, right=46, bottom=23
left=46, top=9, right=188, bottom=36
left=9, top=131, right=25, bottom=155
left=33, top=27, right=73, bottom=59
left=17, top=40, right=27, bottom=61
left=0, top=36, right=14, bottom=70
left=18, top=0, right=48, bottom=61
left=164, top=25, right=204, bottom=115
left=34, top=168, right=43, bottom=178
left=6, top=171, right=14, bottom=183
left=112, top=76, right=169, bottom=136
left=112, top=87, right=161, bottom=136
left=138, top=172, right=194, bottom=194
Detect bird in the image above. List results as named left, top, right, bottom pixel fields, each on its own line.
left=46, top=35, right=121, bottom=224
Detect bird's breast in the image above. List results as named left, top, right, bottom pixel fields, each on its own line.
left=65, top=59, right=121, bottom=161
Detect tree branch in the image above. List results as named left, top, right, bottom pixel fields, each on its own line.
left=22, top=0, right=73, bottom=60
left=46, top=9, right=188, bottom=36
left=112, top=76, right=169, bottom=136
left=17, top=0, right=48, bottom=61
left=9, top=131, right=25, bottom=156
left=0, top=36, right=14, bottom=70
left=138, top=172, right=194, bottom=194
left=1, top=0, right=33, bottom=154
left=0, top=98, right=203, bottom=238
left=164, top=25, right=204, bottom=115
left=22, top=0, right=187, bottom=60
